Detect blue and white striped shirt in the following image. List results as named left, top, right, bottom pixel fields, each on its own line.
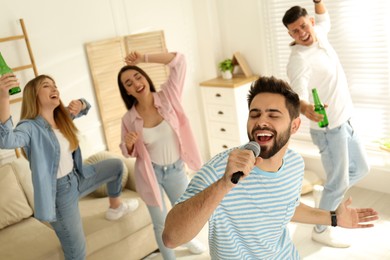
left=177, top=147, right=305, bottom=259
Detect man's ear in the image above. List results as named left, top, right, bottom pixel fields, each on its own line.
left=291, top=117, right=301, bottom=134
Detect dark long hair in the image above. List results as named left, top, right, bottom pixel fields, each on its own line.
left=117, top=65, right=156, bottom=110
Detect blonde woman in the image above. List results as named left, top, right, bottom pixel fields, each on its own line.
left=0, top=73, right=138, bottom=260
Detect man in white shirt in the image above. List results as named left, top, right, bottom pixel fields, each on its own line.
left=282, top=0, right=370, bottom=248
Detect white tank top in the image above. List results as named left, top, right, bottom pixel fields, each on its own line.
left=53, top=129, right=74, bottom=178
left=143, top=120, right=180, bottom=165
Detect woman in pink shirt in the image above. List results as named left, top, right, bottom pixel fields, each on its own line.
left=117, top=51, right=206, bottom=259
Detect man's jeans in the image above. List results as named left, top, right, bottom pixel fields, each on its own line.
left=310, top=120, right=369, bottom=232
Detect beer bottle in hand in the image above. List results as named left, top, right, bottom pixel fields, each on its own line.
left=312, top=88, right=329, bottom=128
left=0, top=52, right=21, bottom=95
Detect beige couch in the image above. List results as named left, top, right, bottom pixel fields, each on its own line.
left=0, top=151, right=158, bottom=260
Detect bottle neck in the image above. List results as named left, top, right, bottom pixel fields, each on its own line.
left=312, top=89, right=322, bottom=105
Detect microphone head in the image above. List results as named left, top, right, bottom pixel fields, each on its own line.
left=244, top=141, right=261, bottom=157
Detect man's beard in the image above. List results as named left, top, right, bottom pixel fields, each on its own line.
left=248, top=124, right=291, bottom=159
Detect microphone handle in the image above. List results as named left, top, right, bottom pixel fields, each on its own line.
left=231, top=171, right=244, bottom=184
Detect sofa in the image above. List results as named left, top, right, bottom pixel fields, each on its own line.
left=0, top=151, right=158, bottom=260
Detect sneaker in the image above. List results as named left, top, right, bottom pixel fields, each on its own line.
left=105, top=199, right=139, bottom=221
left=312, top=227, right=350, bottom=248
left=312, top=184, right=324, bottom=208
left=183, top=239, right=207, bottom=255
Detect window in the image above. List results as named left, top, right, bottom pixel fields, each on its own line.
left=261, top=0, right=390, bottom=152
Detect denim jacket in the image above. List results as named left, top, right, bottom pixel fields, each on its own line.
left=0, top=99, right=91, bottom=222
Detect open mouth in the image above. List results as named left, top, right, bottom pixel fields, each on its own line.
left=256, top=132, right=274, bottom=143
left=136, top=86, right=145, bottom=93
left=301, top=34, right=310, bottom=42
left=50, top=94, right=58, bottom=99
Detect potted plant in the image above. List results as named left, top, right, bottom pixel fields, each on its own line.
left=218, top=58, right=234, bottom=80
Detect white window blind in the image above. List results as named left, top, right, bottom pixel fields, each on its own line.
left=261, top=0, right=390, bottom=151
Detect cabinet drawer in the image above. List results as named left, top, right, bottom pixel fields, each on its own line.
left=206, top=104, right=236, bottom=123
left=209, top=138, right=240, bottom=157
left=209, top=122, right=240, bottom=141
left=202, top=87, right=235, bottom=105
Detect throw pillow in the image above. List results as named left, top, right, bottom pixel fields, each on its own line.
left=84, top=151, right=128, bottom=198
left=0, top=163, right=33, bottom=229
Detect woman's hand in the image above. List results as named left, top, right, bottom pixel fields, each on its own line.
left=124, top=51, right=144, bottom=65
left=125, top=131, right=139, bottom=152
left=0, top=73, right=18, bottom=123
left=67, top=99, right=84, bottom=116
left=0, top=73, right=19, bottom=98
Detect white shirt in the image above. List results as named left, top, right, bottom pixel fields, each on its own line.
left=143, top=120, right=180, bottom=165
left=287, top=12, right=353, bottom=130
left=53, top=128, right=73, bottom=178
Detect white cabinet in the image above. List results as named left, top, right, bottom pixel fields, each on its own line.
left=200, top=75, right=258, bottom=158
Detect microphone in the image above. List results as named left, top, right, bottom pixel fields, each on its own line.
left=231, top=141, right=261, bottom=184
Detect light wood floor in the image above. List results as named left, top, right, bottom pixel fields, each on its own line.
left=143, top=186, right=390, bottom=260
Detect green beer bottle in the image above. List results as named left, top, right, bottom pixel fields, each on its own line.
left=0, top=52, right=21, bottom=95
left=312, top=88, right=329, bottom=128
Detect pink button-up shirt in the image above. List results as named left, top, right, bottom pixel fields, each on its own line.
left=120, top=53, right=203, bottom=209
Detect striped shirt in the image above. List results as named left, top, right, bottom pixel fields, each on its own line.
left=177, top=147, right=305, bottom=259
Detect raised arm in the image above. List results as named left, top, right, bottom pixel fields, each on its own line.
left=0, top=73, right=19, bottom=123
left=124, top=51, right=176, bottom=66
left=67, top=98, right=91, bottom=119
left=314, top=0, right=326, bottom=15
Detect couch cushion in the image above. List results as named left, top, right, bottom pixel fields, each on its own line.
left=0, top=162, right=33, bottom=229
left=84, top=151, right=128, bottom=198
left=10, top=157, right=35, bottom=209
left=79, top=190, right=152, bottom=256
left=0, top=217, right=63, bottom=260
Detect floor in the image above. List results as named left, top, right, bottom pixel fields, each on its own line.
left=143, top=186, right=390, bottom=260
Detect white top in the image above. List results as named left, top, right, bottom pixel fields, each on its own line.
left=53, top=128, right=73, bottom=178
left=143, top=120, right=180, bottom=165
left=286, top=11, right=353, bottom=130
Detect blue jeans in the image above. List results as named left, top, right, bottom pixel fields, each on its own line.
left=310, top=120, right=370, bottom=231
left=147, top=159, right=189, bottom=260
left=50, top=158, right=123, bottom=260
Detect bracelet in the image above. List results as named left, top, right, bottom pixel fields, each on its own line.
left=313, top=0, right=321, bottom=3
left=330, top=211, right=337, bottom=227
left=144, top=54, right=148, bottom=63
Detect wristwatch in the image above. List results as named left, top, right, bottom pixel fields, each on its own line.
left=330, top=211, right=337, bottom=227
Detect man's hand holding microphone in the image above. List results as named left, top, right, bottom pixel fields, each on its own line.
left=222, top=141, right=262, bottom=186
